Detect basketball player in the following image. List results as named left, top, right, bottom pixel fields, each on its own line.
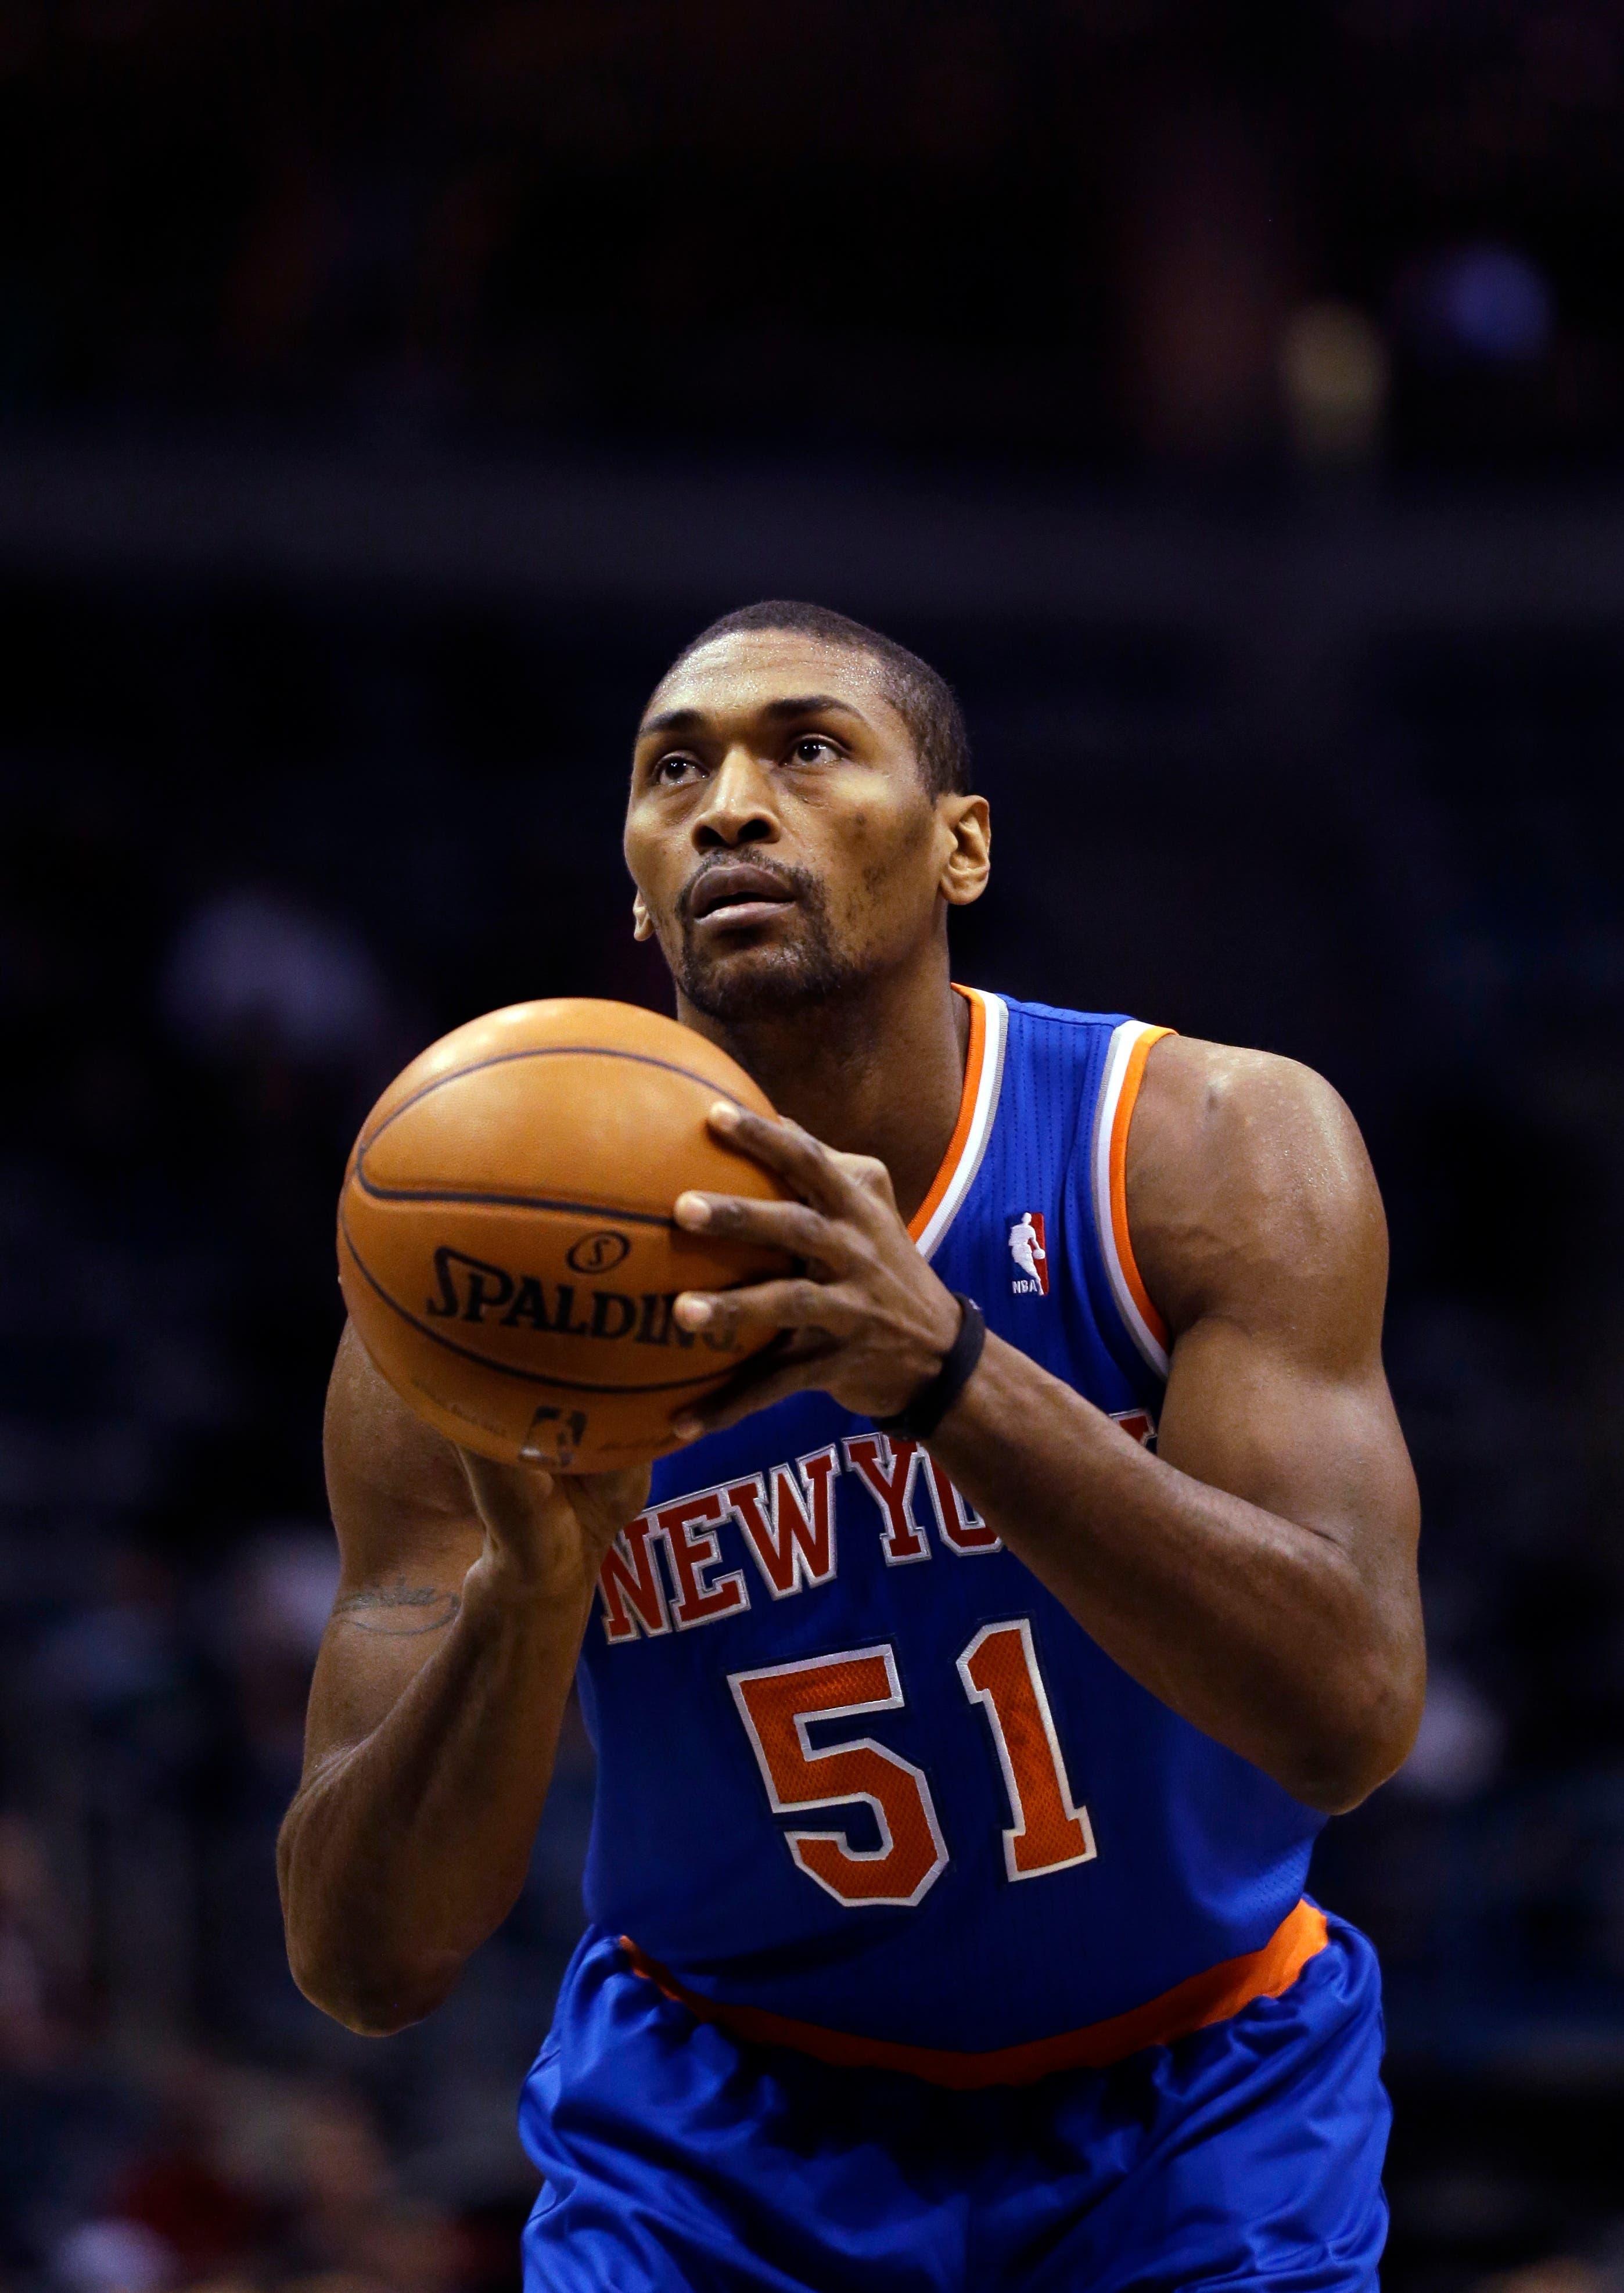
left=281, top=602, right=1424, bottom=2291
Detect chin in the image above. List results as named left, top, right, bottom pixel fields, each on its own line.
left=677, top=933, right=861, bottom=1022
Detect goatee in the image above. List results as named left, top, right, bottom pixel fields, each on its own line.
left=673, top=874, right=863, bottom=1022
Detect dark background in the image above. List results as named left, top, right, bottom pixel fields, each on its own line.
left=3, top=5, right=1624, bottom=2290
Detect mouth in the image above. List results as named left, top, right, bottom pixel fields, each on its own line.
left=685, top=862, right=800, bottom=932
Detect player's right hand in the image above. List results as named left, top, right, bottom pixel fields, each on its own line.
left=457, top=1449, right=651, bottom=1608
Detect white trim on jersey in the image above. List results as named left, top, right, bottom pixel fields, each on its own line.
left=914, top=989, right=1008, bottom=1263
left=1091, top=1018, right=1172, bottom=1380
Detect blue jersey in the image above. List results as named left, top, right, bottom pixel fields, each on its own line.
left=573, top=989, right=1327, bottom=2068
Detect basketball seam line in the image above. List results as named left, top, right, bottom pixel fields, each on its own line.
left=351, top=1174, right=675, bottom=1224
left=339, top=1213, right=746, bottom=1397
left=358, top=1043, right=759, bottom=1171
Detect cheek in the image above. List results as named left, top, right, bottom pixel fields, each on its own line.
left=831, top=807, right=939, bottom=933
left=624, top=824, right=682, bottom=920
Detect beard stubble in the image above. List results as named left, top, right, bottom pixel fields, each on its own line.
left=670, top=867, right=867, bottom=1023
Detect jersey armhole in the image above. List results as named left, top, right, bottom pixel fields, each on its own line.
left=1090, top=1021, right=1175, bottom=1379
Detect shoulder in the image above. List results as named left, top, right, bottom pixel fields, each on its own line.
left=1126, top=1037, right=1387, bottom=1349
left=1133, top=1036, right=1373, bottom=1194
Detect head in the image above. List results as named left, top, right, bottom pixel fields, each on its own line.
left=624, top=602, right=990, bottom=1026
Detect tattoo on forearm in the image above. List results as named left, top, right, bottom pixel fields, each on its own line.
left=332, top=1582, right=462, bottom=1636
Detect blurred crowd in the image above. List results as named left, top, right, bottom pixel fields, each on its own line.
left=4, top=2, right=1624, bottom=2290
left=0, top=0, right=1621, bottom=473
left=0, top=613, right=620, bottom=2287
left=2, top=567, right=1623, bottom=2288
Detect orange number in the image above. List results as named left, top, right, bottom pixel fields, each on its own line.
left=728, top=1647, right=948, bottom=1907
left=958, top=1619, right=1096, bottom=1880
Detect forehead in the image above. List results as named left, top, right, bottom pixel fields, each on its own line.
left=639, top=630, right=908, bottom=741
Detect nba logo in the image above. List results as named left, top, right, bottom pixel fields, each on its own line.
left=1008, top=1211, right=1049, bottom=1296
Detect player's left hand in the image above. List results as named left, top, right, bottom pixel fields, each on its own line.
left=667, top=1104, right=963, bottom=1441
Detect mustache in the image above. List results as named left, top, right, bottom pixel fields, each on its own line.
left=676, top=856, right=821, bottom=922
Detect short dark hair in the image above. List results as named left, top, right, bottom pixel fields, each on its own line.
left=660, top=601, right=972, bottom=799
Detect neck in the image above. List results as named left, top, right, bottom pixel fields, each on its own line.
left=676, top=939, right=971, bottom=1230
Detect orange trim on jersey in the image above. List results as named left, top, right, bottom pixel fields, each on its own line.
left=906, top=985, right=986, bottom=1245
left=1109, top=1025, right=1174, bottom=1353
left=620, top=1898, right=1329, bottom=2091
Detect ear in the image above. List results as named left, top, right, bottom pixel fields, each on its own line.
left=936, top=794, right=991, bottom=908
left=631, top=890, right=654, bottom=941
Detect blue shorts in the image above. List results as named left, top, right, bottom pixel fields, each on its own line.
left=519, top=1914, right=1389, bottom=2292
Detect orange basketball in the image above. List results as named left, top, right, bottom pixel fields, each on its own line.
left=337, top=1000, right=794, bottom=1472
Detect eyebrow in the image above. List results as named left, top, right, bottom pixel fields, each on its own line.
left=637, top=693, right=874, bottom=741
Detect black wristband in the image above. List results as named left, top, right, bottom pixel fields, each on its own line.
left=871, top=1295, right=986, bottom=1443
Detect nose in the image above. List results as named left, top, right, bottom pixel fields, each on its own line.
left=691, top=746, right=779, bottom=851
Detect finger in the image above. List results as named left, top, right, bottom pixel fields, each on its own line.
left=673, top=1277, right=854, bottom=1346
left=672, top=1191, right=850, bottom=1264
left=706, top=1105, right=850, bottom=1212
left=671, top=1347, right=835, bottom=1443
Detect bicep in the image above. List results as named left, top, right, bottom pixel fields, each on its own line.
left=302, top=1323, right=486, bottom=1772
left=1156, top=1318, right=1417, bottom=1588
left=1133, top=1040, right=1420, bottom=1588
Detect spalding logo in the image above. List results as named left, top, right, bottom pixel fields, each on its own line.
left=567, top=1230, right=631, bottom=1275
left=425, top=1245, right=732, bottom=1350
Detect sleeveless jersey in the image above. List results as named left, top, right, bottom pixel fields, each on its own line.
left=574, top=989, right=1327, bottom=2069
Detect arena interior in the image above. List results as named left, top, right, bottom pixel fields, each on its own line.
left=2, top=7, right=1623, bottom=2290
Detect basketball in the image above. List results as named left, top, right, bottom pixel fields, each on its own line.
left=337, top=999, right=794, bottom=1472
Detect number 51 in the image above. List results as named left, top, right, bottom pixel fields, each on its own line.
left=730, top=1620, right=1095, bottom=1909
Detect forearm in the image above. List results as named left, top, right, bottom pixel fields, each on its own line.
left=927, top=1336, right=1416, bottom=1810
left=279, top=1557, right=591, bottom=2033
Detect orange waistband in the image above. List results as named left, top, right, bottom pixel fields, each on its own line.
left=620, top=1898, right=1330, bottom=2091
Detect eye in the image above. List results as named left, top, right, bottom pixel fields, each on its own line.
left=651, top=752, right=702, bottom=787
left=788, top=735, right=839, bottom=765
